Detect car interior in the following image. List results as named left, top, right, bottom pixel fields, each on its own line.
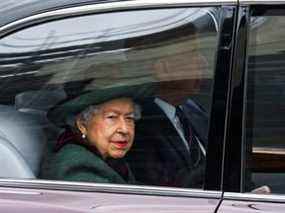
left=0, top=89, right=67, bottom=178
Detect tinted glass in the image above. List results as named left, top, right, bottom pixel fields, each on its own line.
left=0, top=7, right=219, bottom=189
left=245, top=7, right=285, bottom=194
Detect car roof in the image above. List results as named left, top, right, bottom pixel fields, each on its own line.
left=0, top=0, right=113, bottom=28
left=0, top=0, right=239, bottom=28
left=2, top=0, right=285, bottom=30
left=3, top=0, right=285, bottom=30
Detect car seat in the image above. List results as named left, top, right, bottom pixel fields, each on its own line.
left=0, top=105, right=46, bottom=178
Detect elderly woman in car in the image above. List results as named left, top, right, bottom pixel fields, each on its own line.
left=41, top=85, right=150, bottom=184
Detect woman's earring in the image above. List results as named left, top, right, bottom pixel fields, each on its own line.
left=82, top=134, right=86, bottom=139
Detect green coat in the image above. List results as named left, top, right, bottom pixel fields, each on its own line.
left=42, top=143, right=136, bottom=184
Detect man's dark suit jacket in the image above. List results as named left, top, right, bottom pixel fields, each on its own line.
left=127, top=98, right=208, bottom=188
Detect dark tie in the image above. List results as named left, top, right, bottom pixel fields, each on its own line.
left=175, top=106, right=192, bottom=145
left=176, top=105, right=201, bottom=167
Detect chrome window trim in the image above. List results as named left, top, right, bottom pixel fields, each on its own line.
left=0, top=179, right=222, bottom=198
left=0, top=0, right=236, bottom=38
left=224, top=192, right=285, bottom=203
left=240, top=0, right=285, bottom=5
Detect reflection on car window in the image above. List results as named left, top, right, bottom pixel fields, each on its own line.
left=245, top=10, right=285, bottom=194
left=0, top=7, right=219, bottom=189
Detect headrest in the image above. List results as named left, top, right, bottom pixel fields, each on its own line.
left=15, top=89, right=66, bottom=112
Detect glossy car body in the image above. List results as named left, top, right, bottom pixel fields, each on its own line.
left=0, top=0, right=285, bottom=212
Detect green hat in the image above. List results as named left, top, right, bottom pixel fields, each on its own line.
left=48, top=83, right=154, bottom=127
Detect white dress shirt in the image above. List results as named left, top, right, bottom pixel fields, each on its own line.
left=154, top=98, right=190, bottom=151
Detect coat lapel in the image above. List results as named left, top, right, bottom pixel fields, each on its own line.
left=142, top=99, right=192, bottom=168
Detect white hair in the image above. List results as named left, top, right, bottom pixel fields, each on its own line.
left=76, top=102, right=141, bottom=126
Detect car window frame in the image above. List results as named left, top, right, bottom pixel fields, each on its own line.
left=0, top=0, right=236, bottom=198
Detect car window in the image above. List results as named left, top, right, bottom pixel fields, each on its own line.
left=244, top=6, right=285, bottom=194
left=0, top=7, right=219, bottom=189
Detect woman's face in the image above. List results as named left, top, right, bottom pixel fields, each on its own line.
left=77, top=98, right=135, bottom=159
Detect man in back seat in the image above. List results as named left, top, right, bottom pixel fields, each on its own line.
left=127, top=50, right=209, bottom=188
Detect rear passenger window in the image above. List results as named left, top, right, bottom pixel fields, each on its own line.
left=0, top=7, right=219, bottom=189
left=244, top=7, right=285, bottom=194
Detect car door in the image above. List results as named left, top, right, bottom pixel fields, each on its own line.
left=218, top=0, right=285, bottom=212
left=0, top=0, right=236, bottom=212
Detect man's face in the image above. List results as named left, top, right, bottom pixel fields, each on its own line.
left=78, top=98, right=135, bottom=159
left=153, top=52, right=204, bottom=105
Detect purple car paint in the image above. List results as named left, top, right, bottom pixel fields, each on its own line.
left=0, top=184, right=221, bottom=213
